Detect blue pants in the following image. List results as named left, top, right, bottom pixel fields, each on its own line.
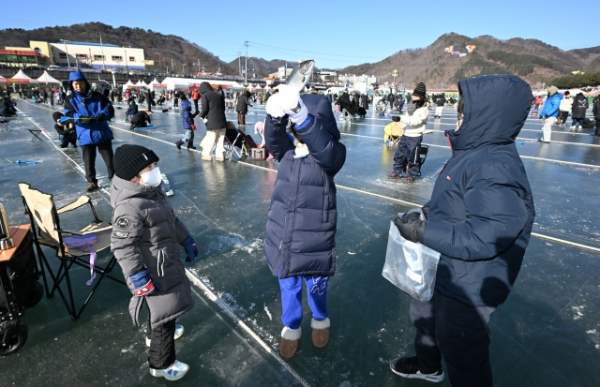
left=278, top=276, right=328, bottom=329
left=393, top=135, right=422, bottom=177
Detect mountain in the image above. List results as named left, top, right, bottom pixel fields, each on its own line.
left=0, top=22, right=233, bottom=75
left=340, top=33, right=600, bottom=89
left=228, top=57, right=297, bottom=78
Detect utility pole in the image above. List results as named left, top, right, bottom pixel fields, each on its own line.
left=244, top=41, right=249, bottom=85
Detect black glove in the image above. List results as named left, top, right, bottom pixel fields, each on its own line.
left=393, top=210, right=425, bottom=243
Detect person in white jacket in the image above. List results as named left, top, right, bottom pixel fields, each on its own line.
left=558, top=91, right=572, bottom=126
left=388, top=82, right=429, bottom=182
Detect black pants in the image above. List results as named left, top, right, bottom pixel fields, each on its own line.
left=237, top=112, right=246, bottom=125
left=393, top=136, right=422, bottom=177
left=595, top=118, right=600, bottom=136
left=410, top=294, right=495, bottom=387
left=193, top=99, right=199, bottom=114
left=81, top=142, right=114, bottom=183
left=60, top=132, right=77, bottom=148
left=148, top=319, right=176, bottom=369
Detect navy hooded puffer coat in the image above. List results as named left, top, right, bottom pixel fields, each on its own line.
left=264, top=94, right=346, bottom=278
left=422, top=74, right=535, bottom=307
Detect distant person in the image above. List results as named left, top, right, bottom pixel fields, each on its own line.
left=198, top=82, right=227, bottom=161
left=126, top=98, right=139, bottom=122
left=264, top=85, right=346, bottom=360
left=110, top=144, right=198, bottom=382
left=175, top=93, right=198, bottom=150
left=388, top=82, right=428, bottom=182
left=130, top=110, right=152, bottom=131
left=191, top=86, right=200, bottom=114
left=538, top=86, right=562, bottom=143
left=236, top=90, right=252, bottom=126
left=558, top=90, right=572, bottom=126
left=63, top=70, right=114, bottom=192
left=570, top=92, right=589, bottom=132
left=390, top=74, right=535, bottom=387
left=0, top=91, right=17, bottom=117
left=593, top=94, right=600, bottom=137
left=533, top=95, right=543, bottom=115
left=434, top=93, right=446, bottom=119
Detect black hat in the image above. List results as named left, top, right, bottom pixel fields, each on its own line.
left=114, top=144, right=159, bottom=180
left=413, top=82, right=427, bottom=98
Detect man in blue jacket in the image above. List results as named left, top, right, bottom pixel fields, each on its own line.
left=63, top=70, right=115, bottom=192
left=391, top=75, right=535, bottom=386
left=264, top=85, right=346, bottom=360
left=539, top=85, right=562, bottom=143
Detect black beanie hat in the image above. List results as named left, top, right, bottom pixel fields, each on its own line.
left=114, top=144, right=159, bottom=180
left=413, top=82, right=427, bottom=99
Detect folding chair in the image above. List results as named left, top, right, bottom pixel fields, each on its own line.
left=18, top=183, right=124, bottom=320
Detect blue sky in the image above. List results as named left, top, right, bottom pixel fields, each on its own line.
left=2, top=0, right=598, bottom=69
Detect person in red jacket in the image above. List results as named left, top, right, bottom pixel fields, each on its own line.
left=191, top=85, right=200, bottom=114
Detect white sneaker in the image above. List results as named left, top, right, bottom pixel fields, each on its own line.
left=146, top=323, right=184, bottom=347
left=149, top=360, right=189, bottom=381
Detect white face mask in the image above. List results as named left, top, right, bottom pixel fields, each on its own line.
left=139, top=166, right=162, bottom=187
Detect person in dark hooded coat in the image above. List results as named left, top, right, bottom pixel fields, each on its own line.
left=198, top=82, right=227, bottom=160
left=264, top=85, right=346, bottom=360
left=236, top=90, right=252, bottom=125
left=389, top=75, right=535, bottom=387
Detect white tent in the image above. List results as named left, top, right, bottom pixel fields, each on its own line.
left=149, top=78, right=165, bottom=90
left=135, top=80, right=148, bottom=88
left=0, top=75, right=6, bottom=84
left=124, top=79, right=134, bottom=87
left=10, top=69, right=33, bottom=84
left=36, top=70, right=61, bottom=84
left=160, top=77, right=243, bottom=91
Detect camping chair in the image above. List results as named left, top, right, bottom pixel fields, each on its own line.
left=18, top=183, right=124, bottom=320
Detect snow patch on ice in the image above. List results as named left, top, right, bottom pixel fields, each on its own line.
left=571, top=305, right=585, bottom=320
left=264, top=305, right=272, bottom=321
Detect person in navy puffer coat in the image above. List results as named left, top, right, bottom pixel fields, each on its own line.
left=264, top=85, right=346, bottom=360
left=390, top=74, right=535, bottom=387
left=63, top=70, right=114, bottom=192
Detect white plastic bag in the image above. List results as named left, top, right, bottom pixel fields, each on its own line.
left=382, top=221, right=441, bottom=302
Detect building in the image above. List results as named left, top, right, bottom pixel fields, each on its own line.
left=0, top=47, right=42, bottom=68
left=45, top=41, right=146, bottom=71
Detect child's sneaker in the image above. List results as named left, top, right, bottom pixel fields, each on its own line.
left=279, top=326, right=301, bottom=360
left=149, top=360, right=189, bottom=381
left=146, top=323, right=184, bottom=347
left=311, top=318, right=330, bottom=348
left=389, top=356, right=444, bottom=383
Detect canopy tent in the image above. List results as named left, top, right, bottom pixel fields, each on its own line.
left=124, top=79, right=134, bottom=87
left=135, top=80, right=148, bottom=88
left=0, top=75, right=6, bottom=84
left=149, top=78, right=165, bottom=90
left=10, top=69, right=33, bottom=84
left=36, top=71, right=61, bottom=84
left=160, top=77, right=243, bottom=91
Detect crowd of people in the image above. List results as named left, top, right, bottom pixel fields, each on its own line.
left=5, top=68, right=598, bottom=386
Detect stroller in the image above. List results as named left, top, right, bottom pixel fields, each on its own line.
left=412, top=144, right=429, bottom=176
left=224, top=122, right=257, bottom=160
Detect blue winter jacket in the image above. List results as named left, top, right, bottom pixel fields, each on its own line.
left=540, top=92, right=562, bottom=118
left=264, top=94, right=346, bottom=278
left=180, top=99, right=195, bottom=129
left=422, top=75, right=535, bottom=307
left=63, top=71, right=114, bottom=145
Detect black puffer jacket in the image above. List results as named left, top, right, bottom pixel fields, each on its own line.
left=199, top=82, right=227, bottom=130
left=571, top=93, right=589, bottom=119
left=422, top=75, right=535, bottom=308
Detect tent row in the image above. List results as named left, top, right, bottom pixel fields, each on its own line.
left=0, top=70, right=61, bottom=85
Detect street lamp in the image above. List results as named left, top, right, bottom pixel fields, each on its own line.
left=392, top=69, right=398, bottom=89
